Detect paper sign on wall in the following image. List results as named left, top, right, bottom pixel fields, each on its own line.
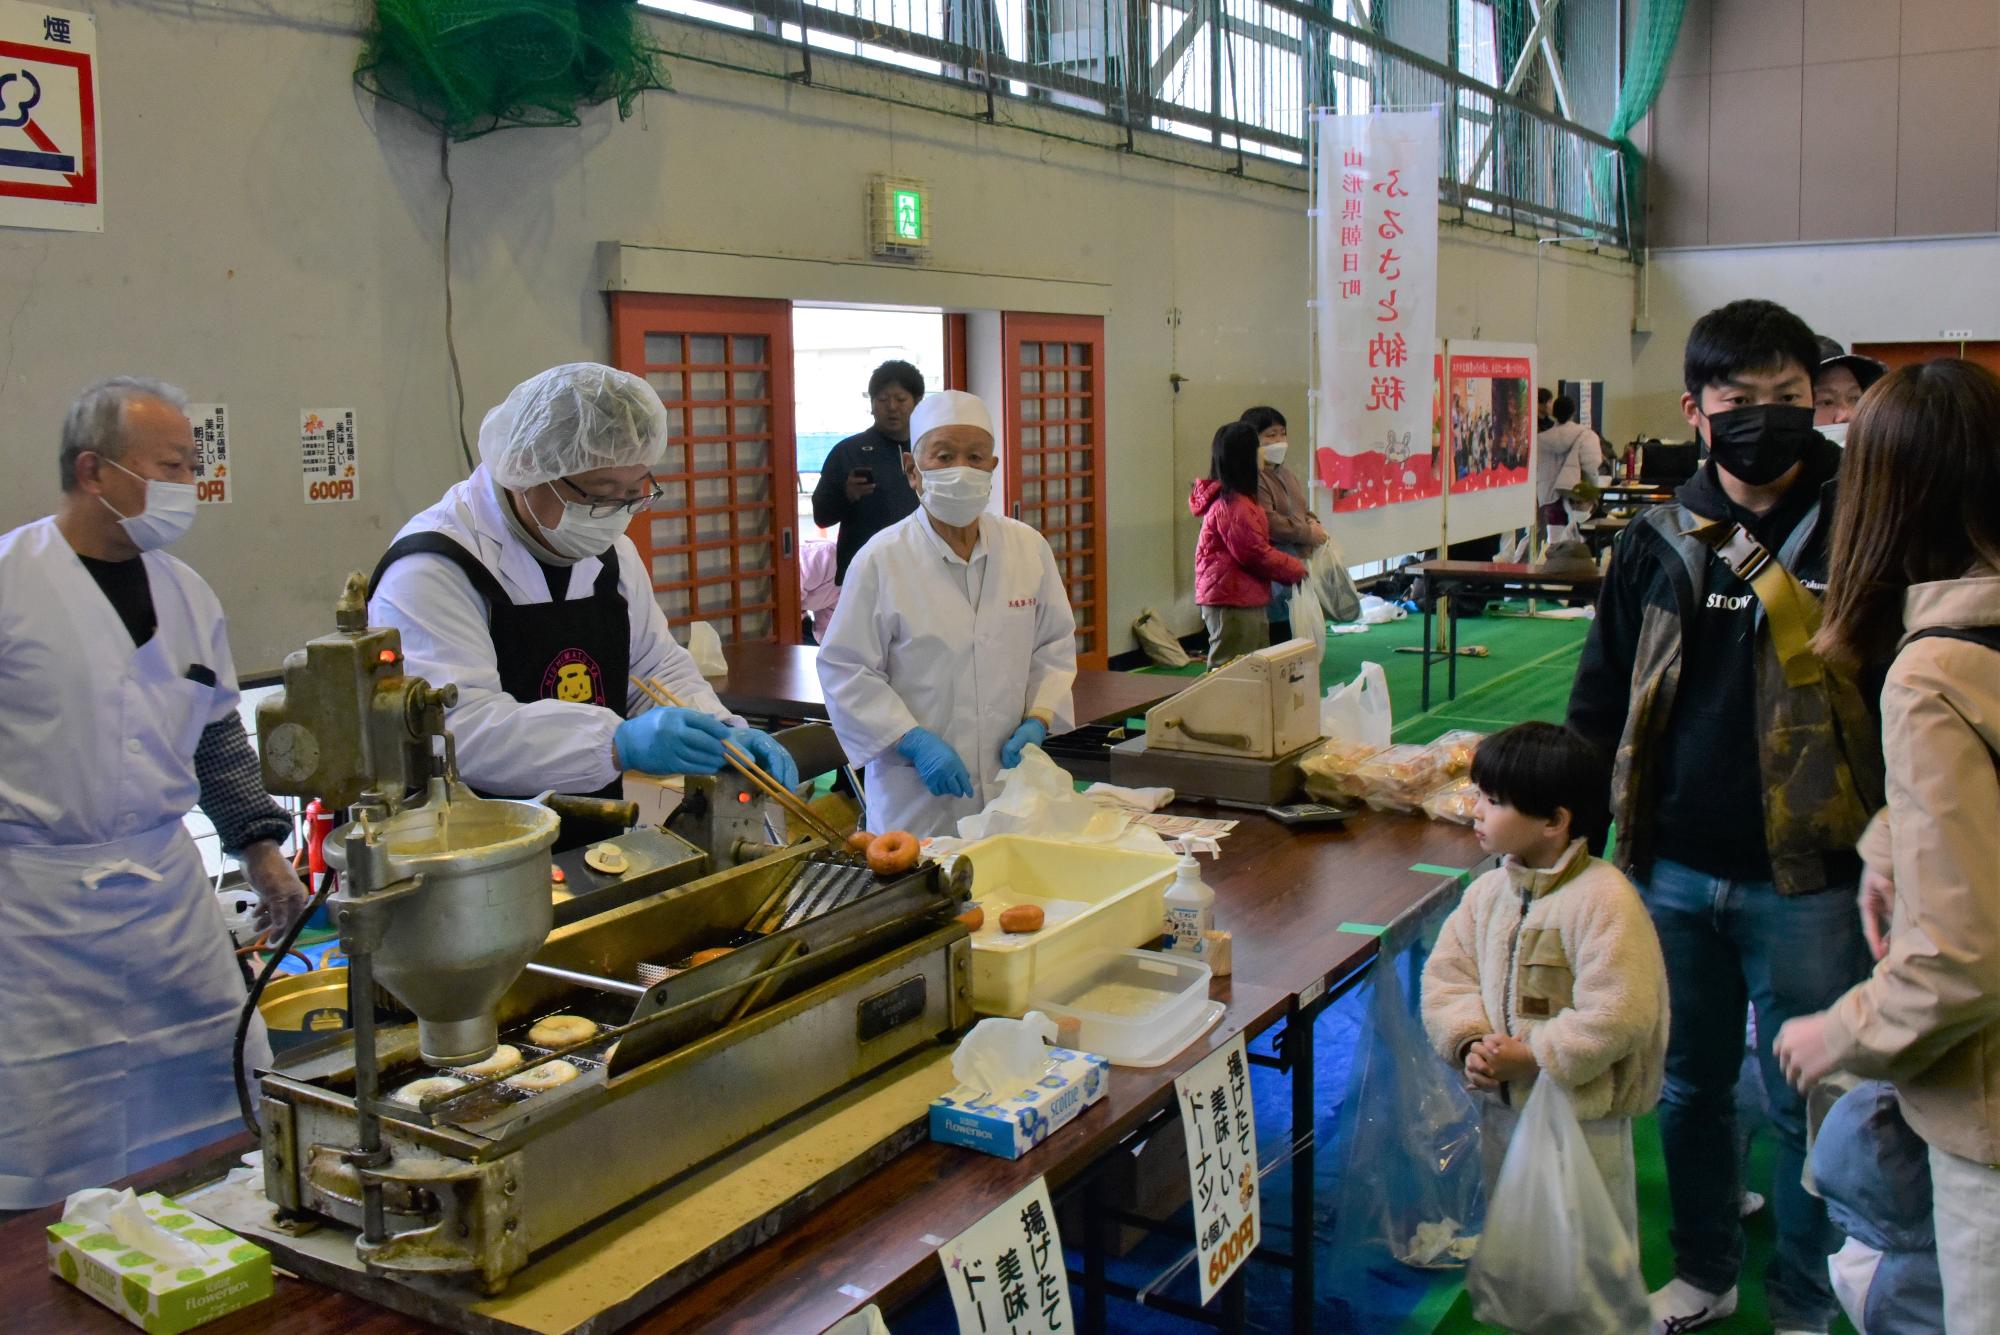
left=1176, top=1034, right=1260, bottom=1303
left=0, top=4, right=101, bottom=233
left=188, top=403, right=230, bottom=504
left=1312, top=108, right=1441, bottom=513
left=300, top=408, right=358, bottom=504
left=937, top=1177, right=1074, bottom=1335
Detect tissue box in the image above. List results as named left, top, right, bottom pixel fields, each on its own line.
left=930, top=1047, right=1111, bottom=1158
left=47, top=1193, right=272, bottom=1334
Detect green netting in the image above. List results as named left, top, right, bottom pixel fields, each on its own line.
left=356, top=0, right=670, bottom=141
left=1596, top=0, right=1687, bottom=241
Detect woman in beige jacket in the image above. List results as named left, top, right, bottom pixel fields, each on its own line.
left=1774, top=359, right=2000, bottom=1332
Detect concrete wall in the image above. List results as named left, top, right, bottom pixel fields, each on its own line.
left=1629, top=233, right=2000, bottom=437
left=0, top=2, right=1637, bottom=673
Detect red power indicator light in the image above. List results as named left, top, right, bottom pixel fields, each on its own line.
left=378, top=649, right=398, bottom=664
left=737, top=791, right=752, bottom=804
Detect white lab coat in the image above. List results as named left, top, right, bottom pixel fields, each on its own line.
left=369, top=467, right=738, bottom=796
left=817, top=510, right=1077, bottom=837
left=0, top=517, right=268, bottom=1207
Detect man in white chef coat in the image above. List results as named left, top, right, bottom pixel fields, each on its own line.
left=0, top=377, right=308, bottom=1207
left=368, top=363, right=797, bottom=798
left=817, top=389, right=1077, bottom=837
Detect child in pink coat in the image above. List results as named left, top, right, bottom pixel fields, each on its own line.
left=1190, top=420, right=1306, bottom=669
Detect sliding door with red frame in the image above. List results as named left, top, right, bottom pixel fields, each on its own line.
left=611, top=294, right=799, bottom=645
left=1001, top=312, right=1110, bottom=669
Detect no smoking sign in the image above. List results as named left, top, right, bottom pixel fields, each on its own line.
left=0, top=4, right=100, bottom=232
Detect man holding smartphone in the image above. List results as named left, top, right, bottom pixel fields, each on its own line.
left=812, top=360, right=926, bottom=585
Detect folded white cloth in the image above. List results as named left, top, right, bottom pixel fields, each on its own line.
left=1083, top=782, right=1175, bottom=811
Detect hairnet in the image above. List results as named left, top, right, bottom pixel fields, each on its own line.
left=478, top=363, right=669, bottom=490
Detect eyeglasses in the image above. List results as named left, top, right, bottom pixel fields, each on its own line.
left=556, top=475, right=664, bottom=517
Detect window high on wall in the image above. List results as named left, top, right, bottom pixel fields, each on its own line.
left=1456, top=0, right=1498, bottom=87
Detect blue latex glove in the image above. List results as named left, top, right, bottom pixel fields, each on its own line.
left=733, top=727, right=800, bottom=790
left=613, top=707, right=732, bottom=776
left=896, top=727, right=974, bottom=799
left=1000, top=718, right=1047, bottom=769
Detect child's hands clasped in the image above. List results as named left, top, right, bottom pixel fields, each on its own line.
left=1465, top=1033, right=1538, bottom=1091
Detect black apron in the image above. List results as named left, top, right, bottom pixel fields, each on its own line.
left=368, top=532, right=630, bottom=799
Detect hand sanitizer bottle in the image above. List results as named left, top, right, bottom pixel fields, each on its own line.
left=1163, top=856, right=1215, bottom=957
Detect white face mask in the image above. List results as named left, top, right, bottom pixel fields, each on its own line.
left=1817, top=421, right=1849, bottom=446
left=918, top=465, right=993, bottom=528
left=534, top=486, right=632, bottom=560
left=1260, top=441, right=1289, bottom=466
left=99, top=458, right=197, bottom=551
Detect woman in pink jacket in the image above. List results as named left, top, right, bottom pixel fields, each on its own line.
left=1190, top=421, right=1307, bottom=668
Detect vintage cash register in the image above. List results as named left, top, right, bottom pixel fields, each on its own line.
left=1108, top=638, right=1322, bottom=803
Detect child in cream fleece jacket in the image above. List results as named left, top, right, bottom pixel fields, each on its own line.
left=1422, top=722, right=1670, bottom=1236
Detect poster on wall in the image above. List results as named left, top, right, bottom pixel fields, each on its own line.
left=300, top=408, right=359, bottom=504
left=188, top=403, right=230, bottom=504
left=1446, top=344, right=1535, bottom=494
left=0, top=4, right=101, bottom=233
left=1311, top=108, right=1440, bottom=512
left=1557, top=378, right=1606, bottom=438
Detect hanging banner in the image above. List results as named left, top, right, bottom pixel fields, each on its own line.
left=1176, top=1035, right=1261, bottom=1303
left=0, top=3, right=100, bottom=233
left=937, top=1177, right=1074, bottom=1335
left=188, top=403, right=230, bottom=505
left=1312, top=108, right=1441, bottom=513
left=1445, top=343, right=1535, bottom=494
left=300, top=407, right=358, bottom=504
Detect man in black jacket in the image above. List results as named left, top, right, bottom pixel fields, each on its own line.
left=1568, top=300, right=1883, bottom=1335
left=811, top=360, right=925, bottom=586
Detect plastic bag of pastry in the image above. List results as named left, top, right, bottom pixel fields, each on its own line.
left=1298, top=736, right=1384, bottom=802
left=1424, top=729, right=1485, bottom=779
left=1348, top=744, right=1444, bottom=812
left=1421, top=777, right=1481, bottom=827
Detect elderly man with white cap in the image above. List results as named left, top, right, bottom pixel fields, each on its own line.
left=368, top=363, right=797, bottom=797
left=817, top=389, right=1077, bottom=837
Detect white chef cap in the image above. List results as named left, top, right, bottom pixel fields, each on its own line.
left=908, top=389, right=996, bottom=452
left=478, top=363, right=669, bottom=490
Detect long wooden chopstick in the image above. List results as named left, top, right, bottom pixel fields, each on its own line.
left=627, top=674, right=857, bottom=854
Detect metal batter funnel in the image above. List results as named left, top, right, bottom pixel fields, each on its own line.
left=328, top=793, right=560, bottom=1066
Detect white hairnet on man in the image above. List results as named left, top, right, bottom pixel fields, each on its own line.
left=367, top=361, right=799, bottom=800
left=479, top=363, right=670, bottom=490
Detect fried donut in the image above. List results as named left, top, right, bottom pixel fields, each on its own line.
left=456, top=1044, right=523, bottom=1078
left=866, top=830, right=920, bottom=877
left=846, top=830, right=875, bottom=852
left=957, top=905, right=985, bottom=931
left=998, top=904, right=1045, bottom=934
left=390, top=1076, right=466, bottom=1106
left=527, top=1014, right=598, bottom=1048
left=688, top=947, right=734, bottom=966
left=505, top=1059, right=580, bottom=1092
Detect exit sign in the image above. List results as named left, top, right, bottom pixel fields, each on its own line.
left=870, top=176, right=929, bottom=257
left=891, top=187, right=923, bottom=241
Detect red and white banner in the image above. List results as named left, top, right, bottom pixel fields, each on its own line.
left=1446, top=343, right=1536, bottom=494
left=1312, top=109, right=1440, bottom=513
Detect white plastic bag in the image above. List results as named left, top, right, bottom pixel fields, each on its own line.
left=1287, top=580, right=1327, bottom=668
left=1465, top=1079, right=1649, bottom=1335
left=686, top=620, right=728, bottom=677
left=1320, top=662, right=1392, bottom=749
left=1307, top=541, right=1363, bottom=623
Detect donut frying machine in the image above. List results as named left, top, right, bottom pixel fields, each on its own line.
left=250, top=581, right=973, bottom=1299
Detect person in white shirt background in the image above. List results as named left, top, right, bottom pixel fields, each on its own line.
left=368, top=363, right=797, bottom=799
left=0, top=377, right=307, bottom=1208
left=816, top=389, right=1077, bottom=837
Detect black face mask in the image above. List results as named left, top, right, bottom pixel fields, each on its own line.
left=1702, top=403, right=1817, bottom=485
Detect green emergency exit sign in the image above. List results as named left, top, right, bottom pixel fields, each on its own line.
left=890, top=187, right=923, bottom=241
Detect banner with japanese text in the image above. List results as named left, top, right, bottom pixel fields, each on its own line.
left=1445, top=342, right=1536, bottom=494
left=1312, top=108, right=1441, bottom=513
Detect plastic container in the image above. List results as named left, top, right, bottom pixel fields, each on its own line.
left=1027, top=948, right=1213, bottom=1064
left=956, top=836, right=1181, bottom=1016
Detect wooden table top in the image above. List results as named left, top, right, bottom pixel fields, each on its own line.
left=0, top=809, right=1481, bottom=1335
left=716, top=643, right=1180, bottom=726
left=1415, top=559, right=1604, bottom=588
